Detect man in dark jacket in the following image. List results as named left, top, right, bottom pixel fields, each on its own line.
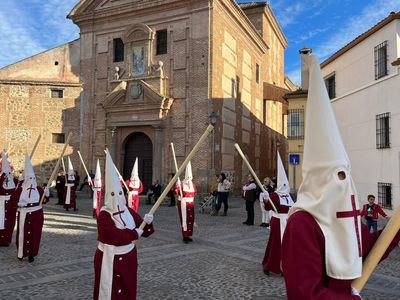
left=242, top=174, right=257, bottom=225
left=55, top=171, right=65, bottom=205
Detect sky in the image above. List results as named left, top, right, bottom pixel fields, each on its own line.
left=0, top=0, right=399, bottom=84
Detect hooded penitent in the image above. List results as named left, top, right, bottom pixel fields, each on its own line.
left=289, top=54, right=362, bottom=280
left=65, top=157, right=75, bottom=205
left=103, top=150, right=134, bottom=230
left=67, top=157, right=75, bottom=182
left=1, top=150, right=15, bottom=191
left=275, top=152, right=294, bottom=206
left=93, top=159, right=102, bottom=213
left=129, top=157, right=140, bottom=189
left=19, top=153, right=40, bottom=207
left=183, top=161, right=194, bottom=192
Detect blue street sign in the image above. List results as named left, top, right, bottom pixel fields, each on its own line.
left=289, top=154, right=300, bottom=165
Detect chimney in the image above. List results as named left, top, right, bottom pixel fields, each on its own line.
left=299, top=47, right=312, bottom=90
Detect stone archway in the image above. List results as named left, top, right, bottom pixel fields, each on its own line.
left=123, top=132, right=153, bottom=192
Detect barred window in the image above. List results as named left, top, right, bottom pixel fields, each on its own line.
left=156, top=30, right=168, bottom=55
left=51, top=89, right=63, bottom=98
left=374, top=41, right=388, bottom=80
left=113, top=38, right=124, bottom=62
left=376, top=112, right=390, bottom=148
left=52, top=133, right=65, bottom=144
left=324, top=73, right=336, bottom=99
left=288, top=109, right=304, bottom=139
left=378, top=182, right=392, bottom=209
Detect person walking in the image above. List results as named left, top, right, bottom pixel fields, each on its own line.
left=242, top=174, right=257, bottom=225
left=55, top=171, right=65, bottom=205
left=212, top=173, right=231, bottom=216
left=360, top=194, right=388, bottom=233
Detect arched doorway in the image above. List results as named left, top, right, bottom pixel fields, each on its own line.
left=123, top=132, right=153, bottom=192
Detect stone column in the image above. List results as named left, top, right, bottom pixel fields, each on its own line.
left=110, top=127, right=118, bottom=162
left=154, top=126, right=163, bottom=182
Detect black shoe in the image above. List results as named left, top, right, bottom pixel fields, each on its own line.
left=260, top=223, right=264, bottom=227
left=263, top=270, right=270, bottom=276
left=28, top=256, right=35, bottom=263
left=18, top=257, right=23, bottom=261
left=242, top=221, right=249, bottom=225
left=186, top=237, right=193, bottom=242
left=183, top=238, right=190, bottom=244
left=264, top=223, right=270, bottom=228
left=247, top=223, right=254, bottom=226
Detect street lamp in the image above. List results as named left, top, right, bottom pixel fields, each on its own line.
left=209, top=111, right=218, bottom=125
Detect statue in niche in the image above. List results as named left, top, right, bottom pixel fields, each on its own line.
left=114, top=66, right=125, bottom=80
left=151, top=61, right=164, bottom=77
left=132, top=46, right=145, bottom=77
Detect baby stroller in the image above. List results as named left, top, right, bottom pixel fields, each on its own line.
left=199, top=193, right=216, bottom=214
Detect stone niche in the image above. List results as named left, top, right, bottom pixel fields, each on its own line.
left=123, top=23, right=155, bottom=78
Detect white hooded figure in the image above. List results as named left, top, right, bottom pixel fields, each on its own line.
left=65, top=157, right=75, bottom=206
left=0, top=150, right=15, bottom=230
left=288, top=54, right=362, bottom=280
left=127, top=157, right=142, bottom=211
left=183, top=161, right=194, bottom=193
left=92, top=159, right=102, bottom=216
left=1, top=150, right=15, bottom=191
left=178, top=161, right=196, bottom=239
left=16, top=153, right=43, bottom=259
left=275, top=152, right=294, bottom=207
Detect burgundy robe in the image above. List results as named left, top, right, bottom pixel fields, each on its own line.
left=282, top=211, right=400, bottom=299
left=0, top=174, right=16, bottom=246
left=12, top=187, right=44, bottom=258
left=125, top=179, right=143, bottom=213
left=93, top=208, right=154, bottom=300
left=175, top=183, right=196, bottom=238
left=262, top=192, right=290, bottom=274
left=63, top=180, right=77, bottom=210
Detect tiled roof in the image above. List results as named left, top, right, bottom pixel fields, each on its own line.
left=321, top=11, right=400, bottom=67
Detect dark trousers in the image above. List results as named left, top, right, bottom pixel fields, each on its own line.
left=79, top=182, right=88, bottom=191
left=56, top=189, right=64, bottom=204
left=216, top=192, right=229, bottom=213
left=245, top=200, right=255, bottom=225
left=366, top=219, right=378, bottom=232
left=168, top=191, right=176, bottom=206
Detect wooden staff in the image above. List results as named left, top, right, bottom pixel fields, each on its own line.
left=39, top=132, right=72, bottom=205
left=138, top=125, right=214, bottom=231
left=170, top=143, right=183, bottom=200
left=77, top=150, right=93, bottom=185
left=103, top=150, right=129, bottom=192
left=30, top=134, right=42, bottom=159
left=234, top=143, right=278, bottom=214
left=352, top=207, right=400, bottom=291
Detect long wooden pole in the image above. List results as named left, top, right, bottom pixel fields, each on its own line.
left=170, top=143, right=183, bottom=200
left=234, top=143, right=278, bottom=214
left=138, top=125, right=214, bottom=230
left=352, top=207, right=400, bottom=291
left=77, top=150, right=93, bottom=185
left=103, top=150, right=130, bottom=192
left=30, top=134, right=42, bottom=159
left=39, top=132, right=72, bottom=205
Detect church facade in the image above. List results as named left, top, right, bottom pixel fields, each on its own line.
left=0, top=0, right=291, bottom=193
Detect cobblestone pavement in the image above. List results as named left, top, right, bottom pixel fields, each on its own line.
left=0, top=191, right=399, bottom=299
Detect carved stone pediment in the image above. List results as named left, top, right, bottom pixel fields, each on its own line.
left=123, top=24, right=154, bottom=43
left=101, top=80, right=174, bottom=121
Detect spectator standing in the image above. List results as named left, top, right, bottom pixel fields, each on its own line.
left=147, top=180, right=162, bottom=205
left=55, top=171, right=65, bottom=205
left=212, top=173, right=231, bottom=216
left=242, top=174, right=257, bottom=225
left=360, top=194, right=388, bottom=233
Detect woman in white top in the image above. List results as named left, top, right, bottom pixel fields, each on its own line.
left=213, top=173, right=231, bottom=216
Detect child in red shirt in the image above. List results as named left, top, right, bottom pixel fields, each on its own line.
left=360, top=194, right=389, bottom=232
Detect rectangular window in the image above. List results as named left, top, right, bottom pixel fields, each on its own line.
left=263, top=99, right=267, bottom=125
left=376, top=112, right=390, bottom=148
left=51, top=89, right=63, bottom=98
left=324, top=73, right=336, bottom=99
left=52, top=133, right=65, bottom=144
left=378, top=182, right=392, bottom=209
left=113, top=38, right=124, bottom=62
left=256, top=64, right=260, bottom=84
left=288, top=109, right=304, bottom=139
left=374, top=41, right=388, bottom=80
left=156, top=30, right=168, bottom=55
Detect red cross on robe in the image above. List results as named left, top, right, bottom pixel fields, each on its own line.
left=27, top=184, right=36, bottom=198
left=113, top=205, right=126, bottom=227
left=336, top=195, right=362, bottom=257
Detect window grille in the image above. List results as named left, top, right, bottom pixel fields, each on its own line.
left=324, top=73, right=336, bottom=99
left=374, top=41, right=388, bottom=80
left=376, top=112, right=390, bottom=149
left=288, top=109, right=304, bottom=139
left=378, top=182, right=392, bottom=209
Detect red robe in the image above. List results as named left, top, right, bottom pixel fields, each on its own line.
left=11, top=187, right=44, bottom=259
left=93, top=208, right=154, bottom=300
left=0, top=174, right=16, bottom=246
left=262, top=192, right=290, bottom=274
left=125, top=179, right=143, bottom=213
left=63, top=180, right=77, bottom=210
left=175, top=182, right=196, bottom=238
left=282, top=211, right=400, bottom=299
